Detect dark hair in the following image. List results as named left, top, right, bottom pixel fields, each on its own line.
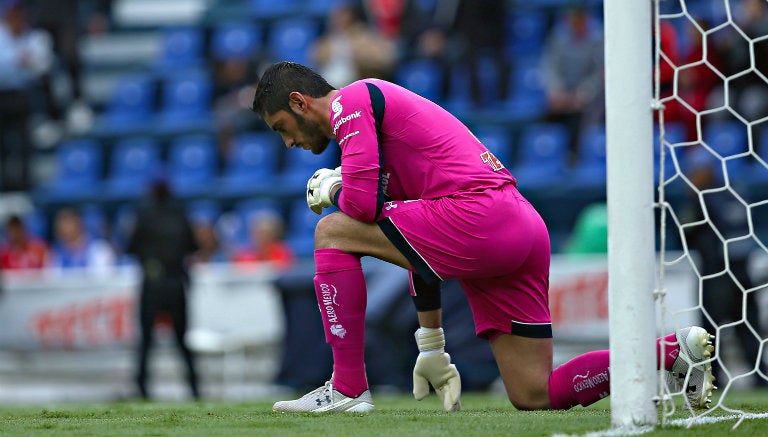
left=251, top=62, right=335, bottom=117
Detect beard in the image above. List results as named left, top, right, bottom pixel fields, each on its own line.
left=295, top=113, right=331, bottom=155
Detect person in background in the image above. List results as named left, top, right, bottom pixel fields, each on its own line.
left=190, top=220, right=229, bottom=264
left=680, top=150, right=767, bottom=388
left=311, top=1, right=396, bottom=88
left=232, top=210, right=295, bottom=270
left=48, top=207, right=115, bottom=272
left=541, top=5, right=604, bottom=160
left=127, top=179, right=201, bottom=400
left=0, top=1, right=54, bottom=191
left=0, top=214, right=49, bottom=270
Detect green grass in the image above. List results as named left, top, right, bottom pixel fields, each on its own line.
left=0, top=392, right=766, bottom=437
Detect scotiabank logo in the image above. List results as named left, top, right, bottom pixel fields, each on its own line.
left=30, top=294, right=136, bottom=348
left=332, top=110, right=362, bottom=135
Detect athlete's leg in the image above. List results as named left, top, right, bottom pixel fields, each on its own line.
left=491, top=334, right=553, bottom=410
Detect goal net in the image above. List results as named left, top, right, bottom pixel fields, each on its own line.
left=653, top=0, right=768, bottom=425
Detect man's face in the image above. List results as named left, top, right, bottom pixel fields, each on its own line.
left=264, top=109, right=331, bottom=155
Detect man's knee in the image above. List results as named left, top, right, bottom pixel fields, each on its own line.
left=314, top=212, right=346, bottom=249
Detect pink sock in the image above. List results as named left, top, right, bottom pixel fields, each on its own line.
left=548, top=350, right=610, bottom=409
left=548, top=333, right=681, bottom=409
left=314, top=248, right=368, bottom=397
left=656, top=333, right=679, bottom=371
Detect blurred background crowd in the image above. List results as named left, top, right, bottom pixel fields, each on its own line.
left=1, top=0, right=767, bottom=264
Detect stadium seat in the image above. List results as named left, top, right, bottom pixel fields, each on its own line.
left=153, top=26, right=205, bottom=73
left=166, top=135, right=218, bottom=197
left=35, top=138, right=103, bottom=203
left=503, top=57, right=547, bottom=122
left=218, top=132, right=281, bottom=197
left=472, top=126, right=513, bottom=170
left=266, top=17, right=320, bottom=65
left=187, top=200, right=222, bottom=226
left=569, top=124, right=607, bottom=187
left=703, top=120, right=749, bottom=180
left=279, top=139, right=340, bottom=193
left=249, top=0, right=302, bottom=18
left=225, top=199, right=283, bottom=249
left=112, top=204, right=137, bottom=257
left=93, top=73, right=156, bottom=135
left=156, top=70, right=213, bottom=134
left=506, top=10, right=548, bottom=57
left=395, top=59, right=444, bottom=103
left=211, top=21, right=261, bottom=61
left=103, top=137, right=162, bottom=200
left=511, top=122, right=570, bottom=189
left=285, top=198, right=331, bottom=258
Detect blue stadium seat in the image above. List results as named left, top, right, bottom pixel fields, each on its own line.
left=93, top=73, right=156, bottom=135
left=211, top=21, right=261, bottom=61
left=569, top=124, right=607, bottom=187
left=156, top=70, right=213, bottom=134
left=280, top=139, right=340, bottom=193
left=229, top=199, right=284, bottom=249
left=35, top=138, right=103, bottom=202
left=704, top=120, right=749, bottom=181
left=512, top=122, right=570, bottom=189
left=103, top=137, right=162, bottom=200
left=153, top=26, right=205, bottom=73
left=186, top=200, right=222, bottom=226
left=266, top=17, right=320, bottom=65
left=166, top=135, right=218, bottom=197
left=112, top=204, right=137, bottom=256
left=218, top=132, right=281, bottom=197
left=395, top=59, right=443, bottom=103
left=472, top=126, right=513, bottom=170
left=249, top=0, right=302, bottom=18
left=503, top=57, right=547, bottom=121
left=506, top=10, right=548, bottom=57
left=285, top=198, right=332, bottom=258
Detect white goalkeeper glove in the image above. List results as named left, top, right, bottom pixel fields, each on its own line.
left=306, top=166, right=341, bottom=214
left=412, top=327, right=462, bottom=412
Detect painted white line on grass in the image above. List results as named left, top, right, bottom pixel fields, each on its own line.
left=552, top=412, right=768, bottom=437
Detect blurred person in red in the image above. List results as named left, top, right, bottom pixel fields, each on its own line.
left=0, top=214, right=49, bottom=270
left=233, top=210, right=294, bottom=270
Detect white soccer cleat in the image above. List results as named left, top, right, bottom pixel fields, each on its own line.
left=668, top=326, right=716, bottom=409
left=272, top=381, right=375, bottom=413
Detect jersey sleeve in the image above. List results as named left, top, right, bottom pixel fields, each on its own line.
left=332, top=83, right=387, bottom=223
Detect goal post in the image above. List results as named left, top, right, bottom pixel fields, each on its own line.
left=604, top=0, right=658, bottom=427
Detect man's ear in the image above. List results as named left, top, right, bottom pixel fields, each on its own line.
left=288, top=91, right=307, bottom=114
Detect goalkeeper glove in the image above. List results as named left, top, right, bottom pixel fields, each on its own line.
left=306, top=166, right=341, bottom=214
left=412, top=327, right=462, bottom=411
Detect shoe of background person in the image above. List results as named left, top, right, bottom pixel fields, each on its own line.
left=272, top=380, right=375, bottom=413
left=667, top=326, right=716, bottom=409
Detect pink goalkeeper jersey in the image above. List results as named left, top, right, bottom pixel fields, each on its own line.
left=330, top=79, right=517, bottom=223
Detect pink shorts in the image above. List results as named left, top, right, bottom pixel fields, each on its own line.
left=377, top=184, right=552, bottom=341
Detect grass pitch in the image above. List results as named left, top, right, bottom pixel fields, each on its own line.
left=1, top=391, right=766, bottom=437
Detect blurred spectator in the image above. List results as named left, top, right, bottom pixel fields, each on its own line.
left=26, top=0, right=108, bottom=139
left=0, top=214, right=49, bottom=269
left=233, top=210, right=295, bottom=270
left=365, top=0, right=407, bottom=39
left=212, top=55, right=259, bottom=161
left=662, top=17, right=721, bottom=142
left=48, top=207, right=116, bottom=272
left=541, top=5, right=604, bottom=159
left=191, top=221, right=229, bottom=264
left=680, top=150, right=767, bottom=388
left=126, top=180, right=201, bottom=400
left=397, top=0, right=509, bottom=105
left=311, top=1, right=396, bottom=87
left=0, top=1, right=54, bottom=191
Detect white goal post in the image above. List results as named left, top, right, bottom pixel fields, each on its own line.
left=604, top=0, right=658, bottom=428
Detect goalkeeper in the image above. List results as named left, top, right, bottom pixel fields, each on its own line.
left=251, top=62, right=715, bottom=413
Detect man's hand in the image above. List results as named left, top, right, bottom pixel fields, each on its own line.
left=306, top=167, right=341, bottom=214
left=412, top=327, right=462, bottom=411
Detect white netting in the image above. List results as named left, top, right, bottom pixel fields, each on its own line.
left=654, top=0, right=768, bottom=425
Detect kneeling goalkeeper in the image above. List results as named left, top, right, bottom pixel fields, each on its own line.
left=251, top=62, right=715, bottom=413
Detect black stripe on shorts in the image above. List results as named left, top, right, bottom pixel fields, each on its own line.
left=378, top=217, right=442, bottom=285
left=511, top=321, right=553, bottom=339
